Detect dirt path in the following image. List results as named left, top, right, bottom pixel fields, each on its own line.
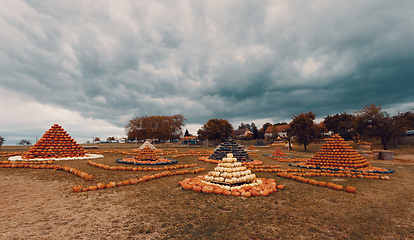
left=386, top=154, right=414, bottom=165
left=0, top=173, right=162, bottom=239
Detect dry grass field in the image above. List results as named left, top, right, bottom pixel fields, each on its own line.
left=1, top=140, right=413, bottom=239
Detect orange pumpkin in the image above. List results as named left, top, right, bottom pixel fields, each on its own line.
left=202, top=186, right=214, bottom=194
left=231, top=190, right=241, bottom=197
left=249, top=189, right=260, bottom=197
left=182, top=184, right=193, bottom=190
left=72, top=185, right=82, bottom=193
left=242, top=191, right=252, bottom=198
left=97, top=183, right=106, bottom=190
left=345, top=186, right=357, bottom=193
left=318, top=182, right=327, bottom=187
left=222, top=189, right=232, bottom=196
left=192, top=185, right=202, bottom=192
left=213, top=187, right=224, bottom=194
left=276, top=185, right=284, bottom=190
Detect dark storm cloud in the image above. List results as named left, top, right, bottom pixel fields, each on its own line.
left=1, top=0, right=414, bottom=143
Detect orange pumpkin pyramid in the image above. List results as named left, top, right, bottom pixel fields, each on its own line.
left=271, top=148, right=287, bottom=157
left=21, top=124, right=86, bottom=160
left=304, top=134, right=370, bottom=169
left=134, top=146, right=160, bottom=161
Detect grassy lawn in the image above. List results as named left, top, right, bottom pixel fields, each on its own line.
left=1, top=140, right=413, bottom=239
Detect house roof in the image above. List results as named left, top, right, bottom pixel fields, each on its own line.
left=181, top=136, right=197, bottom=140
left=265, top=124, right=290, bottom=133
left=233, top=128, right=250, bottom=136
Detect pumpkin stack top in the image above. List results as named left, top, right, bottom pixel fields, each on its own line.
left=305, top=134, right=370, bottom=169
left=138, top=141, right=156, bottom=150
left=21, top=124, right=86, bottom=160
left=204, top=153, right=256, bottom=186
left=209, top=137, right=251, bottom=162
left=132, top=141, right=157, bottom=152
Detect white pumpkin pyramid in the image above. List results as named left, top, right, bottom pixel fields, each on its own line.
left=204, top=153, right=256, bottom=185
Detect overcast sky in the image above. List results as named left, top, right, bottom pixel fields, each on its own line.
left=1, top=1, right=414, bottom=145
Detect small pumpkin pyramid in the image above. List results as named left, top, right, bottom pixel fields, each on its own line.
left=304, top=134, right=370, bottom=169
left=134, top=146, right=160, bottom=161
left=204, top=153, right=256, bottom=186
left=245, top=145, right=258, bottom=151
left=271, top=137, right=285, bottom=146
left=208, top=137, right=251, bottom=162
left=21, top=124, right=86, bottom=160
left=271, top=148, right=286, bottom=157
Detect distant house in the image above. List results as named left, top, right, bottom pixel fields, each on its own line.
left=181, top=136, right=199, bottom=145
left=233, top=128, right=252, bottom=139
left=264, top=125, right=290, bottom=139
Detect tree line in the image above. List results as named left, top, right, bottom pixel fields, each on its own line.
left=1, top=104, right=412, bottom=150
left=124, top=104, right=414, bottom=150
left=125, top=115, right=186, bottom=141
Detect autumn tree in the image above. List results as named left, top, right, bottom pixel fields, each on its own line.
left=18, top=139, right=31, bottom=146
left=107, top=136, right=116, bottom=142
left=289, top=111, right=319, bottom=151
left=125, top=115, right=186, bottom=141
left=197, top=119, right=233, bottom=142
left=250, top=123, right=260, bottom=139
left=355, top=104, right=414, bottom=150
left=324, top=113, right=358, bottom=142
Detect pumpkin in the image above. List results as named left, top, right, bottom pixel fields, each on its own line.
left=318, top=182, right=327, bottom=187
left=72, top=185, right=82, bottom=193
left=222, top=189, right=231, bottom=196
left=276, top=185, right=284, bottom=190
left=345, top=186, right=357, bottom=193
left=182, top=184, right=193, bottom=190
left=250, top=189, right=260, bottom=197
left=213, top=187, right=224, bottom=194
left=97, top=183, right=106, bottom=190
left=333, top=184, right=344, bottom=191
left=260, top=190, right=269, bottom=196
left=193, top=185, right=202, bottom=192
left=231, top=190, right=241, bottom=197
left=242, top=191, right=252, bottom=198
left=202, top=186, right=214, bottom=194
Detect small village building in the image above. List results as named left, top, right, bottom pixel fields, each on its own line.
left=233, top=128, right=252, bottom=139
left=264, top=124, right=290, bottom=139
left=181, top=136, right=199, bottom=145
